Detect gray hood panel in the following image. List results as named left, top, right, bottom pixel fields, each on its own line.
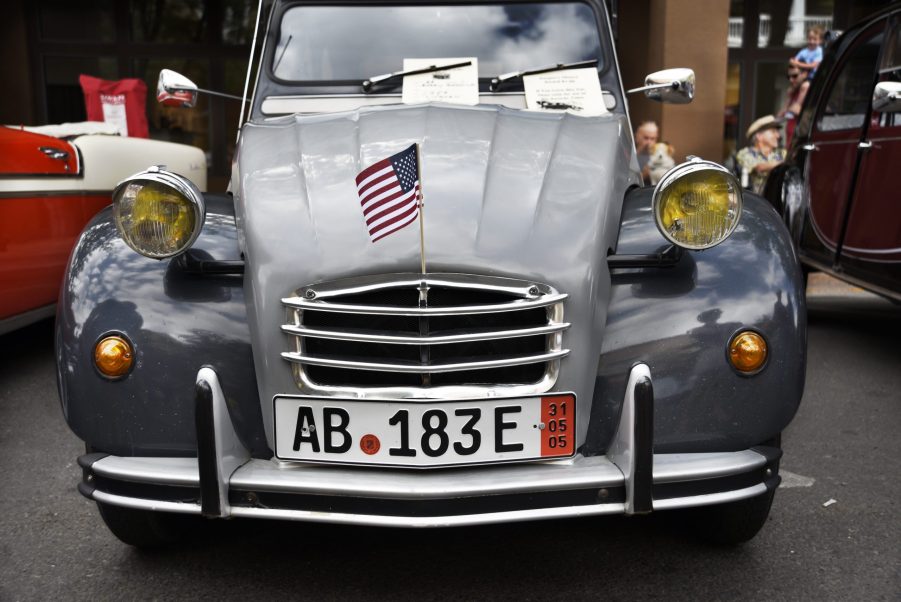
left=234, top=103, right=635, bottom=447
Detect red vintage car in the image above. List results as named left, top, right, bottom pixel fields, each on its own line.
left=765, top=6, right=901, bottom=301
left=0, top=124, right=207, bottom=334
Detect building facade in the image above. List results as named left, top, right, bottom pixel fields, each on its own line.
left=1, top=0, right=892, bottom=189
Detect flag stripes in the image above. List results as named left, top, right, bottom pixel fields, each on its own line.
left=355, top=144, right=420, bottom=243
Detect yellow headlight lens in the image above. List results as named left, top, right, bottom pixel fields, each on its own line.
left=653, top=164, right=742, bottom=250
left=112, top=171, right=203, bottom=258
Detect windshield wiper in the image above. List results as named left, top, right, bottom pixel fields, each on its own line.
left=489, top=59, right=599, bottom=92
left=362, top=61, right=473, bottom=93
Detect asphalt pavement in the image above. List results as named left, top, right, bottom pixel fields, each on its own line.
left=0, top=277, right=898, bottom=601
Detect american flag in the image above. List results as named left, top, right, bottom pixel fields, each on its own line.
left=355, top=144, right=421, bottom=243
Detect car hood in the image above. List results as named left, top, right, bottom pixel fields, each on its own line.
left=234, top=103, right=635, bottom=445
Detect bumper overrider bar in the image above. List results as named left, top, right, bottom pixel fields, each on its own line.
left=77, top=365, right=781, bottom=527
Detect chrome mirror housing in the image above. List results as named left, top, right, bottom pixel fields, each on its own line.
left=156, top=69, right=199, bottom=109
left=628, top=68, right=695, bottom=104
left=873, top=81, right=901, bottom=113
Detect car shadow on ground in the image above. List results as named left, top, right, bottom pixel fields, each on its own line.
left=117, top=510, right=774, bottom=599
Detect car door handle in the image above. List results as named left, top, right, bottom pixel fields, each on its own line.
left=858, top=140, right=873, bottom=151
left=39, top=146, right=70, bottom=161
left=802, top=143, right=817, bottom=151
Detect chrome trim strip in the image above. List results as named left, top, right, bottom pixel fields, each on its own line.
left=92, top=457, right=200, bottom=486
left=92, top=490, right=202, bottom=515
left=281, top=349, right=570, bottom=373
left=228, top=503, right=625, bottom=528
left=653, top=451, right=767, bottom=483
left=288, top=372, right=561, bottom=400
left=652, top=483, right=768, bottom=511
left=280, top=322, right=570, bottom=345
left=282, top=293, right=567, bottom=316
left=301, top=273, right=549, bottom=299
left=234, top=455, right=620, bottom=496
left=840, top=243, right=901, bottom=256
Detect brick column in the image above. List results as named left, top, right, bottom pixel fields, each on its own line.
left=619, top=0, right=730, bottom=163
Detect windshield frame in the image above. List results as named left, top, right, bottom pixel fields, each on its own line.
left=250, top=0, right=621, bottom=120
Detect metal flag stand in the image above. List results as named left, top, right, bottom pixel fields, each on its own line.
left=414, top=142, right=431, bottom=385
left=415, top=142, right=427, bottom=277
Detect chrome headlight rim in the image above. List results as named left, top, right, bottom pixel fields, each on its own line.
left=652, top=157, right=742, bottom=251
left=112, top=165, right=205, bottom=259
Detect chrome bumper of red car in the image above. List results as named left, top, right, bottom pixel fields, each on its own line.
left=76, top=365, right=781, bottom=528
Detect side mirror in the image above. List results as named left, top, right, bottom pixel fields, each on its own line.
left=873, top=81, right=901, bottom=113
left=157, top=69, right=199, bottom=108
left=628, top=68, right=695, bottom=104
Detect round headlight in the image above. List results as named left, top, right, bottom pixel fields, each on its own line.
left=112, top=166, right=204, bottom=259
left=652, top=159, right=742, bottom=250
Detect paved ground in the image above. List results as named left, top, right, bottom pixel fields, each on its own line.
left=0, top=276, right=898, bottom=601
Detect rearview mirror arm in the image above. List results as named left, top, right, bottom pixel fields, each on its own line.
left=626, top=81, right=682, bottom=95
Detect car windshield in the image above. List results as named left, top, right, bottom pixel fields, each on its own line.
left=272, top=2, right=604, bottom=84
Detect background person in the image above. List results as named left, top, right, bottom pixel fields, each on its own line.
left=790, top=26, right=824, bottom=79
left=634, top=120, right=659, bottom=185
left=778, top=66, right=810, bottom=147
left=736, top=115, right=786, bottom=194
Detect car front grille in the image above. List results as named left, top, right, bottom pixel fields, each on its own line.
left=281, top=273, right=569, bottom=398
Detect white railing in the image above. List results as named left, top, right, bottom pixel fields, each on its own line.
left=786, top=16, right=832, bottom=46
left=728, top=15, right=832, bottom=48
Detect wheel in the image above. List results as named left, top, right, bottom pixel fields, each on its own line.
left=686, top=488, right=776, bottom=545
left=96, top=502, right=187, bottom=548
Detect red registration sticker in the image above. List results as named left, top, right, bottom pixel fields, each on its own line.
left=540, top=395, right=573, bottom=457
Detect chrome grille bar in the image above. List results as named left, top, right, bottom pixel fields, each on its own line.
left=295, top=274, right=545, bottom=300
left=281, top=350, right=570, bottom=373
left=280, top=323, right=571, bottom=345
left=281, top=293, right=567, bottom=316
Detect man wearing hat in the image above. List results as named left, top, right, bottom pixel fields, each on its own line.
left=736, top=115, right=786, bottom=194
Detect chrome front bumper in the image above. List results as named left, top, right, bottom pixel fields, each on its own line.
left=77, top=365, right=781, bottom=528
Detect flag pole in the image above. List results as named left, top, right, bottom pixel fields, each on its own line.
left=415, top=143, right=426, bottom=276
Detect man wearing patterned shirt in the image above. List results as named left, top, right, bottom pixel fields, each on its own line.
left=736, top=115, right=785, bottom=195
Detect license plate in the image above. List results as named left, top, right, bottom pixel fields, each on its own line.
left=273, top=394, right=576, bottom=468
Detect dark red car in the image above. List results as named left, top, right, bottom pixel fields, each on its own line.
left=766, top=6, right=901, bottom=302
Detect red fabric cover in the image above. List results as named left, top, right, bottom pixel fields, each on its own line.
left=78, top=74, right=149, bottom=138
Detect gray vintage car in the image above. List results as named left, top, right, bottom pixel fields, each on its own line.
left=57, top=0, right=806, bottom=548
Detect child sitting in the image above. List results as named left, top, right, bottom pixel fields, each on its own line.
left=790, top=26, right=824, bottom=80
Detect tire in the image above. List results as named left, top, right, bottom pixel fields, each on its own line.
left=686, top=488, right=776, bottom=545
left=96, top=502, right=187, bottom=549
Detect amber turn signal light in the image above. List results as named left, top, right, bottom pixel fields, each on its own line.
left=728, top=331, right=767, bottom=374
left=94, top=335, right=134, bottom=378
